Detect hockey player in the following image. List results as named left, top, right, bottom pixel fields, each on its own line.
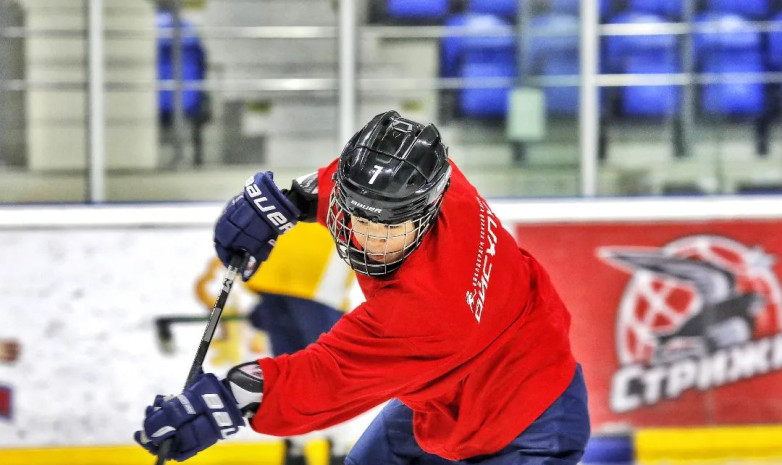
left=135, top=111, right=590, bottom=464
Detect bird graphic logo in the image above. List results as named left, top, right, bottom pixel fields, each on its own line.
left=599, top=235, right=782, bottom=412
left=601, top=235, right=780, bottom=365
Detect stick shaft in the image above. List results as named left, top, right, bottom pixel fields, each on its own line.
left=184, top=257, right=242, bottom=388
left=154, top=254, right=246, bottom=465
left=157, top=314, right=246, bottom=325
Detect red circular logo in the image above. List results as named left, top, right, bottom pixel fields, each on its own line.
left=607, top=235, right=781, bottom=365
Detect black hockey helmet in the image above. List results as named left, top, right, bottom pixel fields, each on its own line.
left=326, top=110, right=451, bottom=276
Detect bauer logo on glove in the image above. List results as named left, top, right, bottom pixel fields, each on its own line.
left=244, top=175, right=296, bottom=233
left=214, top=171, right=301, bottom=280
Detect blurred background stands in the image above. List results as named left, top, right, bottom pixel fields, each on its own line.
left=1, top=0, right=782, bottom=201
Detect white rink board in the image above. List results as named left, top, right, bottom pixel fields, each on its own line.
left=2, top=195, right=782, bottom=447
left=0, top=225, right=373, bottom=447
left=0, top=228, right=227, bottom=446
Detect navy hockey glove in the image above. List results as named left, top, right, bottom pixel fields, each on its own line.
left=134, top=373, right=245, bottom=462
left=214, top=171, right=300, bottom=280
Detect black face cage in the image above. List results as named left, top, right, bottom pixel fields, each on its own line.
left=326, top=188, right=444, bottom=277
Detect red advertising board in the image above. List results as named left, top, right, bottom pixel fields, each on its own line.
left=515, top=220, right=782, bottom=431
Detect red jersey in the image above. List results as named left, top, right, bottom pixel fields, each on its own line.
left=251, top=158, right=576, bottom=460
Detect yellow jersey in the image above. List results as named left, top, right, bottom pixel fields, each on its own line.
left=244, top=222, right=356, bottom=311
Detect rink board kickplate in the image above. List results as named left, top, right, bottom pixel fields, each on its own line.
left=635, top=426, right=782, bottom=463
left=0, top=441, right=285, bottom=465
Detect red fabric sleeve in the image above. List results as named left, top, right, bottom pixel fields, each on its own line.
left=250, top=287, right=473, bottom=436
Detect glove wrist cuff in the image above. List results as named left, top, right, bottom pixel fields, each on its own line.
left=223, top=361, right=264, bottom=418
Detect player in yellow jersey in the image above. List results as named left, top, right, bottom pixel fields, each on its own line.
left=245, top=222, right=357, bottom=465
left=245, top=222, right=355, bottom=357
left=192, top=222, right=357, bottom=464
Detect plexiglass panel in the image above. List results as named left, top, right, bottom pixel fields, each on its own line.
left=0, top=0, right=88, bottom=203
left=2, top=0, right=782, bottom=203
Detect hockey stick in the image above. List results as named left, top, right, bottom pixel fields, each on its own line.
left=154, top=253, right=247, bottom=465
left=155, top=314, right=248, bottom=354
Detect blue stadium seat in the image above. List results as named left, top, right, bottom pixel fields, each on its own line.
left=157, top=10, right=206, bottom=120
left=526, top=13, right=579, bottom=73
left=627, top=0, right=682, bottom=19
left=701, top=51, right=764, bottom=114
left=468, top=0, right=517, bottom=18
left=604, top=12, right=678, bottom=73
left=527, top=13, right=580, bottom=115
left=441, top=13, right=515, bottom=78
left=694, top=12, right=764, bottom=115
left=703, top=0, right=769, bottom=19
left=604, top=12, right=681, bottom=116
left=768, top=12, right=782, bottom=70
left=693, top=12, right=762, bottom=51
left=541, top=55, right=580, bottom=116
left=459, top=59, right=516, bottom=117
left=387, top=0, right=449, bottom=20
left=550, top=0, right=610, bottom=18
left=623, top=55, right=681, bottom=116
